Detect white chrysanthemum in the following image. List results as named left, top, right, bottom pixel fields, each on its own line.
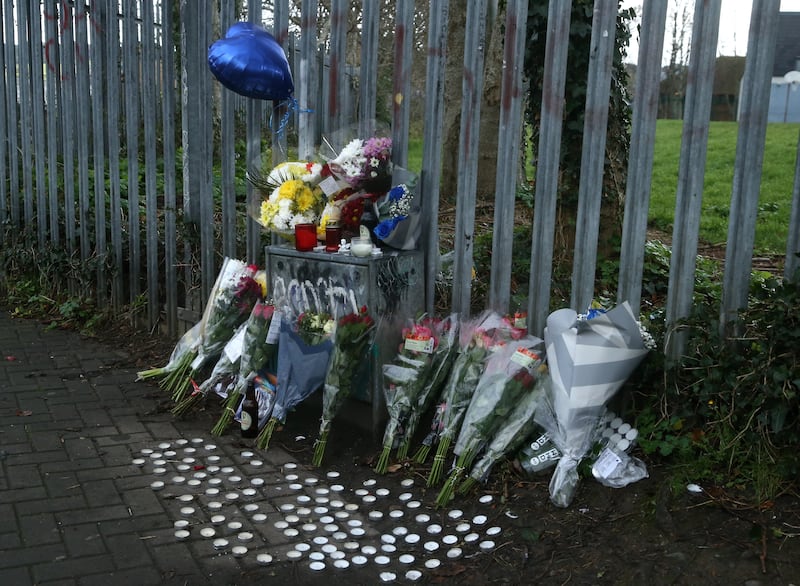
left=291, top=212, right=315, bottom=227
left=267, top=161, right=308, bottom=184
left=303, top=163, right=323, bottom=184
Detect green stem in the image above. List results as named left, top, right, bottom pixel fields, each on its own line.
left=311, top=430, right=329, bottom=467
left=171, top=392, right=203, bottom=417
left=396, top=438, right=410, bottom=461
left=435, top=466, right=464, bottom=508
left=413, top=443, right=430, bottom=464
left=457, top=475, right=478, bottom=495
left=427, top=435, right=451, bottom=487
left=374, top=444, right=392, bottom=474
left=211, top=392, right=241, bottom=436
left=256, top=417, right=279, bottom=450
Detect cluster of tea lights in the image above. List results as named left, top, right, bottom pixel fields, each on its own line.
left=598, top=411, right=638, bottom=452
left=132, top=437, right=504, bottom=581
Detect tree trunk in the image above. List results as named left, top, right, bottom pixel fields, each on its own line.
left=440, top=0, right=504, bottom=204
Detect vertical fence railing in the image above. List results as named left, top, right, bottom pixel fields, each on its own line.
left=618, top=0, right=668, bottom=315
left=451, top=0, right=488, bottom=316
left=787, top=130, right=800, bottom=281
left=720, top=0, right=781, bottom=333
left=1, top=1, right=798, bottom=360
left=527, top=0, right=571, bottom=336
left=664, top=0, right=721, bottom=361
left=570, top=0, right=617, bottom=314
left=488, top=0, right=528, bottom=314
left=420, top=0, right=449, bottom=314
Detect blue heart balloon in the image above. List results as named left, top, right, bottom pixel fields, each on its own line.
left=208, top=22, right=294, bottom=101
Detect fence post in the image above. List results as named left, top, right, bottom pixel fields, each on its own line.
left=451, top=0, right=489, bottom=316
left=569, top=0, right=617, bottom=314
left=391, top=0, right=414, bottom=170
left=489, top=0, right=528, bottom=314
left=527, top=1, right=571, bottom=336
left=720, top=0, right=781, bottom=334
left=618, top=0, right=668, bottom=316
left=785, top=129, right=800, bottom=282
left=298, top=1, right=318, bottom=160
left=421, top=0, right=449, bottom=315
left=664, top=0, right=721, bottom=363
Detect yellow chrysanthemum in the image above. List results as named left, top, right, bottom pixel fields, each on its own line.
left=277, top=179, right=305, bottom=202
left=260, top=200, right=279, bottom=227
left=295, top=186, right=319, bottom=213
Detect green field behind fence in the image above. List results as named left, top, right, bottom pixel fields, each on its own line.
left=407, top=121, right=799, bottom=255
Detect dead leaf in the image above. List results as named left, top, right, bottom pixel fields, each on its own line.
left=4, top=355, right=16, bottom=361
left=16, top=409, right=33, bottom=417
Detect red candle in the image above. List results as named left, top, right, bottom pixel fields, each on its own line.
left=294, top=223, right=317, bottom=252
left=325, top=223, right=342, bottom=252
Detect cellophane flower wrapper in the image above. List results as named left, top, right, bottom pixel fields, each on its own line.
left=136, top=321, right=202, bottom=388
left=372, top=167, right=421, bottom=250
left=395, top=313, right=459, bottom=460
left=421, top=311, right=527, bottom=486
left=171, top=322, right=245, bottom=417
left=312, top=307, right=376, bottom=466
left=459, top=374, right=549, bottom=494
left=173, top=259, right=261, bottom=403
left=436, top=337, right=544, bottom=506
left=258, top=315, right=334, bottom=450
left=207, top=301, right=279, bottom=436
left=535, top=301, right=650, bottom=508
left=374, top=316, right=451, bottom=474
left=320, top=123, right=394, bottom=195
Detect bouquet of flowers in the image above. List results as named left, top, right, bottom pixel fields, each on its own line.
left=436, top=337, right=544, bottom=507
left=248, top=161, right=326, bottom=234
left=374, top=315, right=451, bottom=474
left=208, top=301, right=279, bottom=436
left=137, top=259, right=262, bottom=402
left=170, top=323, right=244, bottom=417
left=312, top=307, right=376, bottom=466
left=535, top=301, right=651, bottom=507
left=458, top=373, right=549, bottom=495
left=329, top=136, right=393, bottom=194
left=418, top=311, right=525, bottom=486
left=394, top=314, right=459, bottom=460
left=256, top=312, right=335, bottom=450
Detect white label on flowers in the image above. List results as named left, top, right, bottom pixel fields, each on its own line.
left=404, top=336, right=434, bottom=354
left=510, top=347, right=539, bottom=371
left=319, top=175, right=344, bottom=197
left=593, top=447, right=622, bottom=478
left=224, top=327, right=247, bottom=362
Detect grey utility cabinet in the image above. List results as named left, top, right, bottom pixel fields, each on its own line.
left=265, top=244, right=425, bottom=430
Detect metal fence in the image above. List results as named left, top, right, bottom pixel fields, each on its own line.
left=1, top=0, right=798, bottom=362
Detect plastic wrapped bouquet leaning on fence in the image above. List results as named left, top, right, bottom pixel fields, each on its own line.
left=256, top=310, right=335, bottom=450
left=417, top=311, right=527, bottom=487
left=436, top=336, right=545, bottom=507
left=374, top=315, right=457, bottom=474
left=136, top=258, right=262, bottom=402
left=311, top=307, right=377, bottom=466
left=535, top=301, right=653, bottom=508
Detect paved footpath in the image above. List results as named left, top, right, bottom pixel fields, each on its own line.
left=0, top=311, right=312, bottom=586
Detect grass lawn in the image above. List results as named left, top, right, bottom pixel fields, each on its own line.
left=407, top=120, right=799, bottom=255
left=650, top=120, right=799, bottom=254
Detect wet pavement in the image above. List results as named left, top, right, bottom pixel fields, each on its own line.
left=0, top=311, right=506, bottom=586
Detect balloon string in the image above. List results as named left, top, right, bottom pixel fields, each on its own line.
left=270, top=97, right=313, bottom=137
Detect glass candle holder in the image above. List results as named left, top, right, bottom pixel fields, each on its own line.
left=325, top=223, right=342, bottom=253
left=294, top=223, right=317, bottom=252
left=350, top=237, right=373, bottom=257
